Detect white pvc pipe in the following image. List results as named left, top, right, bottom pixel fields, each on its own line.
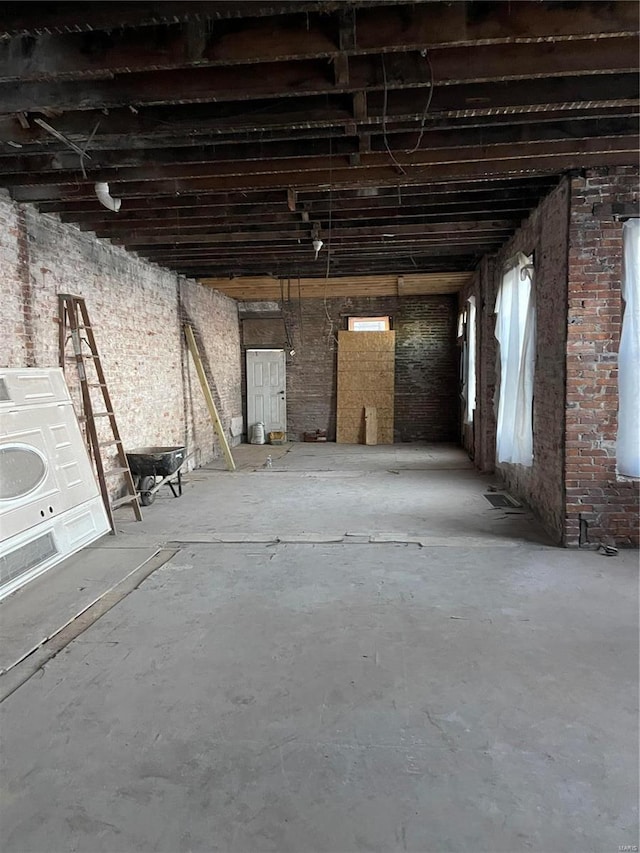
left=94, top=181, right=121, bottom=212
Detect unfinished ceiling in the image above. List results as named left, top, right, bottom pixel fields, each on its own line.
left=0, top=1, right=638, bottom=286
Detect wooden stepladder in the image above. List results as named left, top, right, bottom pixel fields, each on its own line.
left=58, top=294, right=142, bottom=532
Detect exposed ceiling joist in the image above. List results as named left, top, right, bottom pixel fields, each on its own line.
left=2, top=38, right=636, bottom=115
left=1, top=1, right=635, bottom=83
left=0, top=1, right=637, bottom=283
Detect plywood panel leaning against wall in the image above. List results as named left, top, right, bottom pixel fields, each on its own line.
left=336, top=331, right=395, bottom=444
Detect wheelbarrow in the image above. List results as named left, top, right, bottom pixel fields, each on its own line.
left=125, top=446, right=188, bottom=506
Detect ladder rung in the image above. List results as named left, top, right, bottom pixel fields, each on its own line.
left=87, top=383, right=108, bottom=388
left=111, top=495, right=139, bottom=509
left=98, top=440, right=120, bottom=448
left=77, top=412, right=113, bottom=422
left=105, top=467, right=130, bottom=476
left=65, top=354, right=99, bottom=360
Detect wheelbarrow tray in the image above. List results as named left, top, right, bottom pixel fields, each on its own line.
left=126, top=446, right=186, bottom=478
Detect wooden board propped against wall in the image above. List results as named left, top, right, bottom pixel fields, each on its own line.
left=336, top=331, right=395, bottom=444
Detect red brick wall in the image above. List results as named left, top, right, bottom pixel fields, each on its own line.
left=497, top=180, right=570, bottom=543
left=461, top=180, right=570, bottom=543
left=459, top=257, right=498, bottom=473
left=565, top=166, right=640, bottom=547
left=464, top=170, right=639, bottom=547
left=241, top=295, right=459, bottom=442
left=0, top=191, right=242, bottom=468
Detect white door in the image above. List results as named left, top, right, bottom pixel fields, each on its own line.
left=246, top=349, right=286, bottom=435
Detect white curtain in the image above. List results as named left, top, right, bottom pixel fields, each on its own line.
left=617, top=219, right=640, bottom=477
left=495, top=253, right=535, bottom=465
left=458, top=308, right=468, bottom=417
left=464, top=297, right=477, bottom=424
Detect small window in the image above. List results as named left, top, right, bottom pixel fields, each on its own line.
left=0, top=445, right=48, bottom=500
left=348, top=316, right=390, bottom=331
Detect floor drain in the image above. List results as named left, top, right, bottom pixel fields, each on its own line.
left=484, top=493, right=521, bottom=509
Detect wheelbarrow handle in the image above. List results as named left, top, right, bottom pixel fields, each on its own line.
left=145, top=451, right=196, bottom=496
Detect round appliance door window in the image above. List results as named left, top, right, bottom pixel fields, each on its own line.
left=0, top=445, right=48, bottom=500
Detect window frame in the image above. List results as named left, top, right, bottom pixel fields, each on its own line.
left=347, top=316, right=391, bottom=332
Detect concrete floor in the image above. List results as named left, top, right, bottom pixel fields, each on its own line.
left=0, top=443, right=638, bottom=852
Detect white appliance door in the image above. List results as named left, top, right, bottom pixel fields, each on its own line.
left=0, top=368, right=110, bottom=600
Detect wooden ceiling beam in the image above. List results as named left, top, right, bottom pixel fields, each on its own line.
left=183, top=265, right=478, bottom=279
left=81, top=207, right=533, bottom=237
left=12, top=152, right=634, bottom=203
left=65, top=200, right=542, bottom=230
left=111, top=219, right=518, bottom=246
left=1, top=105, right=637, bottom=162
left=0, top=2, right=393, bottom=36
left=1, top=2, right=636, bottom=83
left=120, top=243, right=515, bottom=260
left=9, top=136, right=638, bottom=199
left=1, top=75, right=637, bottom=149
left=1, top=116, right=635, bottom=178
left=1, top=38, right=636, bottom=115
left=134, top=251, right=509, bottom=271
left=37, top=177, right=558, bottom=214
left=137, top=243, right=500, bottom=261
left=2, top=2, right=633, bottom=281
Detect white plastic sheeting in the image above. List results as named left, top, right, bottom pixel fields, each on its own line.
left=495, top=253, right=536, bottom=466
left=617, top=219, right=640, bottom=477
left=465, top=296, right=477, bottom=425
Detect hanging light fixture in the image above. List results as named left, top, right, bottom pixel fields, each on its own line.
left=311, top=222, right=323, bottom=259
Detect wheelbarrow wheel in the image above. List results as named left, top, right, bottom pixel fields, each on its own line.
left=139, top=476, right=156, bottom=506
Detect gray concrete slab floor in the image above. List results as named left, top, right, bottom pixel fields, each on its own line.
left=0, top=444, right=637, bottom=852
left=109, top=443, right=550, bottom=548
left=0, top=544, right=160, bottom=673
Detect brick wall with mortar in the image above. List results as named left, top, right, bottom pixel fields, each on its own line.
left=565, top=166, right=639, bottom=547
left=460, top=179, right=570, bottom=543
left=475, top=255, right=499, bottom=475
left=496, top=179, right=570, bottom=543
left=457, top=260, right=498, bottom=473
left=0, top=194, right=31, bottom=367
left=241, top=295, right=459, bottom=442
left=0, top=191, right=242, bottom=472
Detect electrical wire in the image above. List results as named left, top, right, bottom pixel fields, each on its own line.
left=380, top=55, right=407, bottom=176
left=79, top=119, right=101, bottom=179
left=297, top=272, right=304, bottom=347
left=404, top=50, right=434, bottom=155
left=381, top=49, right=435, bottom=169
left=323, top=135, right=338, bottom=347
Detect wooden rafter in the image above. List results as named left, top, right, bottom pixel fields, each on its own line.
left=0, top=0, right=637, bottom=284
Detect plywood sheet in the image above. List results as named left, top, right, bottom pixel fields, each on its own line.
left=337, top=373, right=394, bottom=393
left=337, top=331, right=396, bottom=352
left=337, top=351, right=396, bottom=370
left=200, top=272, right=472, bottom=301
left=336, top=331, right=395, bottom=444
